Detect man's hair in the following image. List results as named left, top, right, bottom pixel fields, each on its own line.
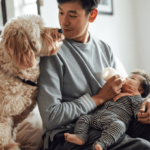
left=57, top=0, right=101, bottom=15
left=131, top=69, right=150, bottom=98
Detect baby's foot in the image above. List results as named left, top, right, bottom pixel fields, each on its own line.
left=95, top=144, right=103, bottom=150
left=64, top=133, right=84, bottom=145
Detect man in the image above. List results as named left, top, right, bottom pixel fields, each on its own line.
left=37, top=0, right=150, bottom=149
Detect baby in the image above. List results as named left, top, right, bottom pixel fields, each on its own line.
left=64, top=69, right=150, bottom=150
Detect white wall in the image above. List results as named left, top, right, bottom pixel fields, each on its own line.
left=89, top=0, right=139, bottom=74
left=134, top=0, right=150, bottom=73
left=40, top=0, right=60, bottom=27
left=40, top=0, right=150, bottom=74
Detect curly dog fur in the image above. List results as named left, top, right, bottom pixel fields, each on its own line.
left=0, top=14, right=64, bottom=150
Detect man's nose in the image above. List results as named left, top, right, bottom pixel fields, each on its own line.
left=61, top=15, right=70, bottom=26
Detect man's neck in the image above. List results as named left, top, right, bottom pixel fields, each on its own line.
left=72, top=32, right=90, bottom=43
left=84, top=32, right=90, bottom=43
left=72, top=23, right=90, bottom=43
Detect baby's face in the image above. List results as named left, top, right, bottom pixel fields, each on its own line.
left=125, top=74, right=144, bottom=90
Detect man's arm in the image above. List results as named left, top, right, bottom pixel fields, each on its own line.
left=37, top=55, right=97, bottom=131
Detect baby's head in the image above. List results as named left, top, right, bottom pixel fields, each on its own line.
left=125, top=69, right=150, bottom=98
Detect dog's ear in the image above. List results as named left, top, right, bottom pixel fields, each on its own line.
left=42, top=28, right=54, bottom=55
left=42, top=28, right=61, bottom=55
left=4, top=29, right=36, bottom=70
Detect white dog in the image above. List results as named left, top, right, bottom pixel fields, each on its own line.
left=0, top=14, right=64, bottom=150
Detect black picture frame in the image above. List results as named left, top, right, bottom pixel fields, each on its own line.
left=98, top=0, right=113, bottom=15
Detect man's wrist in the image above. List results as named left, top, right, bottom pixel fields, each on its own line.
left=92, top=95, right=104, bottom=106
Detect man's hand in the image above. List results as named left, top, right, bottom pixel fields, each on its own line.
left=92, top=75, right=124, bottom=106
left=137, top=98, right=150, bottom=124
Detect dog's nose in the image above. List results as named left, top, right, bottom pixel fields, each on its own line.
left=58, top=29, right=63, bottom=34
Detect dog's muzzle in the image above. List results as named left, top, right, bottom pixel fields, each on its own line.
left=58, top=29, right=63, bottom=34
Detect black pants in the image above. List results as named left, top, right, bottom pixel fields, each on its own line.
left=43, top=119, right=150, bottom=150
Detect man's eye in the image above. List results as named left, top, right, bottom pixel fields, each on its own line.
left=70, top=15, right=77, bottom=18
left=59, top=12, right=63, bottom=15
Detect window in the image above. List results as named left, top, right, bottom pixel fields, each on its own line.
left=0, top=0, right=40, bottom=33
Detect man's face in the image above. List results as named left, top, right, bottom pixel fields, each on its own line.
left=58, top=2, right=90, bottom=41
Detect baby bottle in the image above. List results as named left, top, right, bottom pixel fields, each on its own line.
left=102, top=67, right=126, bottom=82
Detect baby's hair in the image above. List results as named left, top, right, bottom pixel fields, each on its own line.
left=131, top=69, right=150, bottom=98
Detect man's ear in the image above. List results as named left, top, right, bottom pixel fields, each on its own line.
left=89, top=8, right=98, bottom=23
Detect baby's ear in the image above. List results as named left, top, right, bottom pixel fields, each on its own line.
left=4, top=29, right=36, bottom=70
left=139, top=88, right=144, bottom=95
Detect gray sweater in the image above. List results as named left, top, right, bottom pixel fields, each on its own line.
left=37, top=33, right=116, bottom=149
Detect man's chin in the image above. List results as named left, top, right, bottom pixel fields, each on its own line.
left=64, top=35, right=74, bottom=40
left=63, top=33, right=79, bottom=41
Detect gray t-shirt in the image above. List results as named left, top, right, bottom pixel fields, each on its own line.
left=37, top=32, right=116, bottom=149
